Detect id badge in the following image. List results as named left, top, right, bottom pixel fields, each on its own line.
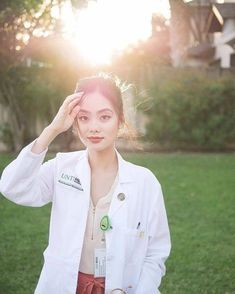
left=94, top=248, right=106, bottom=277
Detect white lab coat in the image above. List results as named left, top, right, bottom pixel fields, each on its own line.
left=0, top=141, right=171, bottom=294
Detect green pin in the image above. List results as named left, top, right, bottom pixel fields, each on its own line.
left=100, top=215, right=112, bottom=231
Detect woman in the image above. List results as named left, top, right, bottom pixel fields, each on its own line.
left=0, top=74, right=171, bottom=294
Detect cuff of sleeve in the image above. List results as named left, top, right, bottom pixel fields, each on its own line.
left=22, top=139, right=48, bottom=158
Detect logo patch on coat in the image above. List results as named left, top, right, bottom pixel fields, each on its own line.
left=58, top=173, right=84, bottom=191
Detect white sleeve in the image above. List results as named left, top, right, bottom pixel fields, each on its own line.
left=0, top=140, right=55, bottom=207
left=135, top=173, right=171, bottom=294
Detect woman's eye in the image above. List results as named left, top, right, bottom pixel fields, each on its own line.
left=100, top=115, right=111, bottom=120
left=78, top=116, right=88, bottom=121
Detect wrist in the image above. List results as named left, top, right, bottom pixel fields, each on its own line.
left=47, top=124, right=61, bottom=137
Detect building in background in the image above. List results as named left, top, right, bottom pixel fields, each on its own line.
left=170, top=0, right=235, bottom=71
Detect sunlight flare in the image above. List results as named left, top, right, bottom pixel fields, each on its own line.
left=58, top=0, right=170, bottom=65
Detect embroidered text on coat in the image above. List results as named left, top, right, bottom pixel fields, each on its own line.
left=58, top=173, right=83, bottom=191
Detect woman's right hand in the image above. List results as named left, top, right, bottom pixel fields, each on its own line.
left=31, top=92, right=84, bottom=154
left=49, top=92, right=84, bottom=135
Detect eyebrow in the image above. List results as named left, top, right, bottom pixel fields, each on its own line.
left=78, top=108, right=113, bottom=114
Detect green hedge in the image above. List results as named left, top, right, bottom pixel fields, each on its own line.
left=142, top=70, right=235, bottom=151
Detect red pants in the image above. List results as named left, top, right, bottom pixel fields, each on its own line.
left=76, top=271, right=105, bottom=294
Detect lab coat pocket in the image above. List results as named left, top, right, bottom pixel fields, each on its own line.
left=123, top=227, right=149, bottom=264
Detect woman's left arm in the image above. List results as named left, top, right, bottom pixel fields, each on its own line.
left=135, top=173, right=171, bottom=294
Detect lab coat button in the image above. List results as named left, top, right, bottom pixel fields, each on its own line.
left=117, top=193, right=125, bottom=201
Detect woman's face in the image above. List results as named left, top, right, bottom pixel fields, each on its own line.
left=76, top=90, right=121, bottom=152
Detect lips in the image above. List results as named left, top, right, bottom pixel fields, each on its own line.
left=87, top=137, right=104, bottom=143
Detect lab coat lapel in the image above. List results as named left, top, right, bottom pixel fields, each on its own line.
left=108, top=182, right=126, bottom=219
left=108, top=148, right=134, bottom=219
left=75, top=151, right=91, bottom=199
left=105, top=150, right=135, bottom=292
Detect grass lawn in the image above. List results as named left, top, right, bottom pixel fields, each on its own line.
left=0, top=152, right=234, bottom=294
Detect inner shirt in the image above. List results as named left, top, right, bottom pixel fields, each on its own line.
left=79, top=171, right=119, bottom=274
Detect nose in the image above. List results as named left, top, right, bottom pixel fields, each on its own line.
left=89, top=118, right=101, bottom=134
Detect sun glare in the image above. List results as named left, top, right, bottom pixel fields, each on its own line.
left=57, top=0, right=170, bottom=65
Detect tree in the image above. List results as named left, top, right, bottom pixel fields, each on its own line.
left=0, top=0, right=56, bottom=151
left=0, top=0, right=88, bottom=151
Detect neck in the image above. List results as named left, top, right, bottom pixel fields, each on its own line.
left=87, top=146, right=118, bottom=173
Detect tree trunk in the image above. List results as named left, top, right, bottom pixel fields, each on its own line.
left=0, top=80, right=27, bottom=152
